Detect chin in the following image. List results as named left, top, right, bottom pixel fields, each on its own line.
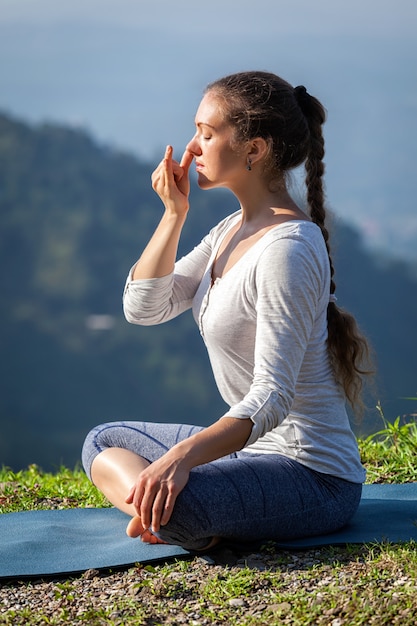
left=197, top=174, right=218, bottom=190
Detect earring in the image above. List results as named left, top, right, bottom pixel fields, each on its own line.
left=246, top=158, right=252, bottom=171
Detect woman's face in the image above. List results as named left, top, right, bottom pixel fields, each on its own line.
left=186, top=92, right=246, bottom=190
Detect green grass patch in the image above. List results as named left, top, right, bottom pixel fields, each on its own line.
left=359, top=401, right=417, bottom=484
left=0, top=464, right=109, bottom=513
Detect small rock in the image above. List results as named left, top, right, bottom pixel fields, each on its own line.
left=83, top=569, right=99, bottom=579
left=228, top=597, right=246, bottom=607
left=196, top=554, right=216, bottom=565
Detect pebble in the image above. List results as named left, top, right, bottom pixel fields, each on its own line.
left=228, top=597, right=246, bottom=607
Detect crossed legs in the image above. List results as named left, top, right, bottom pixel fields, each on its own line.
left=83, top=421, right=362, bottom=551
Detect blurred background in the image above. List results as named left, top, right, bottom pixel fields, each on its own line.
left=0, top=0, right=416, bottom=471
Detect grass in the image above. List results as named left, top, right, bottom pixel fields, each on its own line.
left=358, top=400, right=417, bottom=484
left=0, top=405, right=416, bottom=625
left=0, top=465, right=110, bottom=513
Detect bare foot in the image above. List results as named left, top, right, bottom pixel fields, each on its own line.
left=196, top=536, right=221, bottom=551
left=126, top=515, right=168, bottom=544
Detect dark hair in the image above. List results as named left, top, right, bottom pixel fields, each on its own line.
left=206, top=71, right=373, bottom=412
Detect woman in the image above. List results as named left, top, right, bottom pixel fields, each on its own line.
left=82, top=71, right=371, bottom=550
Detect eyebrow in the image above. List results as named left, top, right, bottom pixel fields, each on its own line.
left=195, top=121, right=216, bottom=129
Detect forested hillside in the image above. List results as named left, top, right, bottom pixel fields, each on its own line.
left=1, top=112, right=416, bottom=470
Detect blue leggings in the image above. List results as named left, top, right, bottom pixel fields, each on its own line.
left=82, top=421, right=362, bottom=550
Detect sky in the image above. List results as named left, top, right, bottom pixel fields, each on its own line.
left=1, top=0, right=416, bottom=262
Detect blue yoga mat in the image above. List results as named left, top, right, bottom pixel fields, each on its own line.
left=0, top=483, right=416, bottom=579
left=0, top=507, right=189, bottom=579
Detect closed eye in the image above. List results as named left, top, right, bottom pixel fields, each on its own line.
left=195, top=121, right=215, bottom=141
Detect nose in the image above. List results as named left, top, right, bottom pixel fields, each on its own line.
left=186, top=134, right=202, bottom=157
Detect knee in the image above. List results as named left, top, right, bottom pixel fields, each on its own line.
left=81, top=423, right=110, bottom=480
left=81, top=428, right=96, bottom=480
left=81, top=421, right=139, bottom=480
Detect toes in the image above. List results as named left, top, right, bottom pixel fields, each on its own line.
left=141, top=529, right=168, bottom=544
left=126, top=516, right=168, bottom=544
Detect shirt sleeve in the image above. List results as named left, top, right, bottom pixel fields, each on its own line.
left=122, top=211, right=241, bottom=325
left=224, top=234, right=329, bottom=445
left=122, top=233, right=213, bottom=325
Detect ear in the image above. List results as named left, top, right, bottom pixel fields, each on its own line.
left=246, top=138, right=269, bottom=165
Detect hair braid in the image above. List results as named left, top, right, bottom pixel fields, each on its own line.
left=298, top=90, right=337, bottom=296
left=295, top=86, right=374, bottom=412
left=208, top=73, right=374, bottom=413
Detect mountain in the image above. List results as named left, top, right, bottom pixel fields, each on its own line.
left=0, top=112, right=416, bottom=471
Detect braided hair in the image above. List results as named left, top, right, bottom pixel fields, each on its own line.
left=207, top=71, right=373, bottom=412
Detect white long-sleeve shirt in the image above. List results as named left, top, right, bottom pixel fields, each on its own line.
left=123, top=211, right=366, bottom=483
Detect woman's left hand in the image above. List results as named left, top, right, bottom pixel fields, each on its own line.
left=125, top=453, right=190, bottom=533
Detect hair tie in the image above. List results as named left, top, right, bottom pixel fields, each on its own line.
left=294, top=85, right=309, bottom=106
left=329, top=294, right=337, bottom=304
left=294, top=85, right=307, bottom=97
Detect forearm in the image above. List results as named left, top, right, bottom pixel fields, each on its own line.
left=132, top=211, right=187, bottom=280
left=168, top=417, right=253, bottom=470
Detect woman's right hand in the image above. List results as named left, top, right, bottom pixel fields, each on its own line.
left=125, top=449, right=191, bottom=534
left=151, top=145, right=194, bottom=217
